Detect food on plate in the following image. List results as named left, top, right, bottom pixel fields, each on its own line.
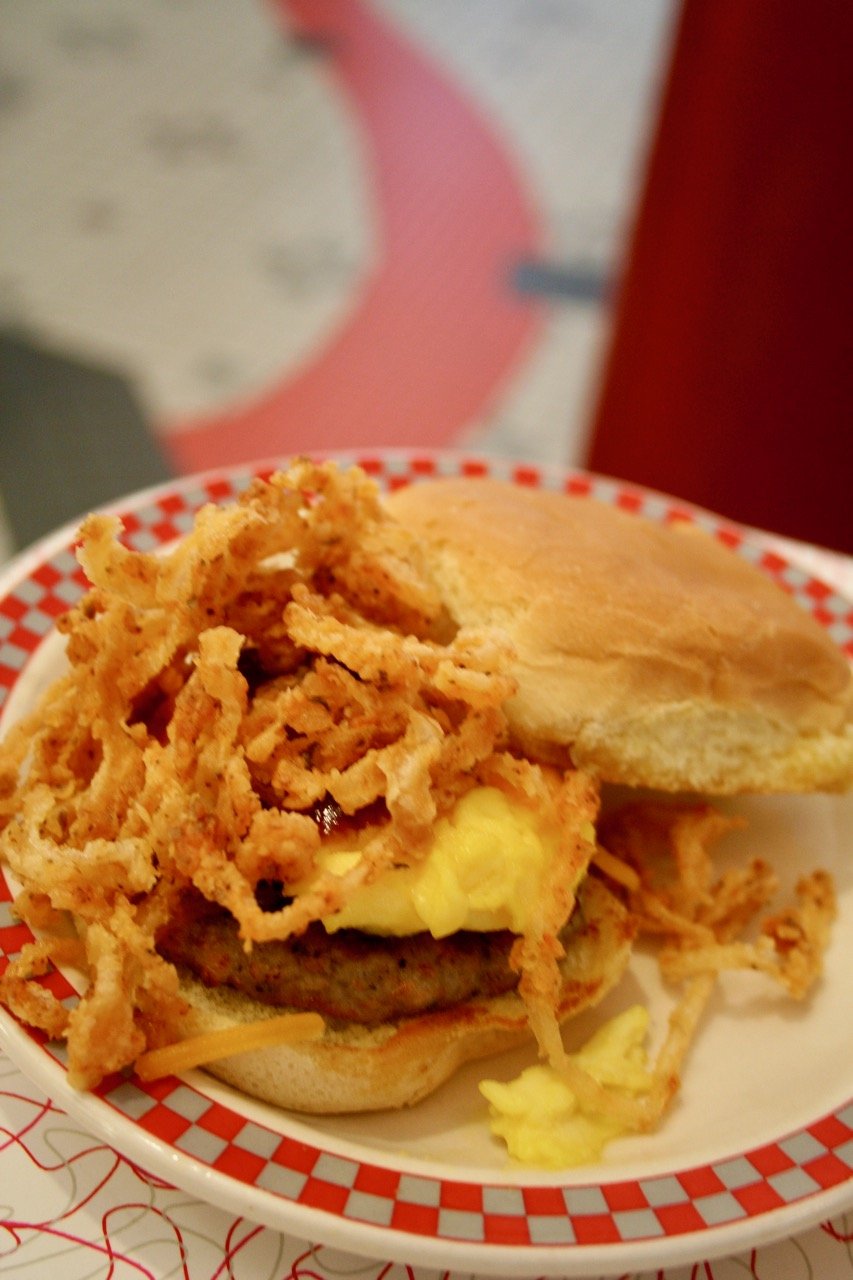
left=0, top=460, right=846, bottom=1159
left=482, top=802, right=836, bottom=1162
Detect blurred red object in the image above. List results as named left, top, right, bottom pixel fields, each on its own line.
left=586, top=0, right=852, bottom=555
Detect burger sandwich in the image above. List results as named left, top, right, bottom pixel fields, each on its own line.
left=0, top=461, right=848, bottom=1135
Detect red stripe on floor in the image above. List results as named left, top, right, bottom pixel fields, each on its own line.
left=165, top=0, right=544, bottom=472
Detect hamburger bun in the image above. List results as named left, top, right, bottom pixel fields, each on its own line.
left=387, top=477, right=853, bottom=794
left=172, top=876, right=632, bottom=1113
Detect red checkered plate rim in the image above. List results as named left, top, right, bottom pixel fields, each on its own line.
left=1, top=451, right=851, bottom=1278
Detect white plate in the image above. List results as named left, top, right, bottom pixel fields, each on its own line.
left=1, top=450, right=851, bottom=1278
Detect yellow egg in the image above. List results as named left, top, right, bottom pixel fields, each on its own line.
left=316, top=786, right=569, bottom=937
left=479, top=1005, right=653, bottom=1167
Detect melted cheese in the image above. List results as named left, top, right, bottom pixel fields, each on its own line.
left=317, top=786, right=574, bottom=938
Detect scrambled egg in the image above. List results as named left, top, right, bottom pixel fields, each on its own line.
left=317, top=786, right=572, bottom=937
left=479, top=1006, right=653, bottom=1167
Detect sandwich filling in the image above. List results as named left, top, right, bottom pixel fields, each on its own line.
left=155, top=784, right=590, bottom=1023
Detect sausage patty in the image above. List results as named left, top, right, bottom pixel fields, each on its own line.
left=156, top=887, right=542, bottom=1024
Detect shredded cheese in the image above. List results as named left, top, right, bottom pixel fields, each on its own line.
left=135, top=1012, right=325, bottom=1081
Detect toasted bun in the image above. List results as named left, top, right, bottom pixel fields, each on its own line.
left=175, top=877, right=632, bottom=1114
left=387, top=477, right=853, bottom=794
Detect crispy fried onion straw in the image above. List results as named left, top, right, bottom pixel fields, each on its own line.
left=0, top=460, right=597, bottom=1089
left=558, top=803, right=837, bottom=1131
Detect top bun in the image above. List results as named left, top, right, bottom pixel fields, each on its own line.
left=387, top=477, right=853, bottom=794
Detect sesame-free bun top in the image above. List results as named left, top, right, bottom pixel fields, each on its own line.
left=387, top=477, right=853, bottom=794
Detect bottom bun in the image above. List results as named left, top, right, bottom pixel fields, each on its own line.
left=173, top=876, right=633, bottom=1114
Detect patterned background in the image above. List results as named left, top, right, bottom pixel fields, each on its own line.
left=1, top=0, right=670, bottom=558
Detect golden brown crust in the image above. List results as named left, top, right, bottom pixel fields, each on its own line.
left=175, top=877, right=632, bottom=1113
left=386, top=478, right=853, bottom=794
